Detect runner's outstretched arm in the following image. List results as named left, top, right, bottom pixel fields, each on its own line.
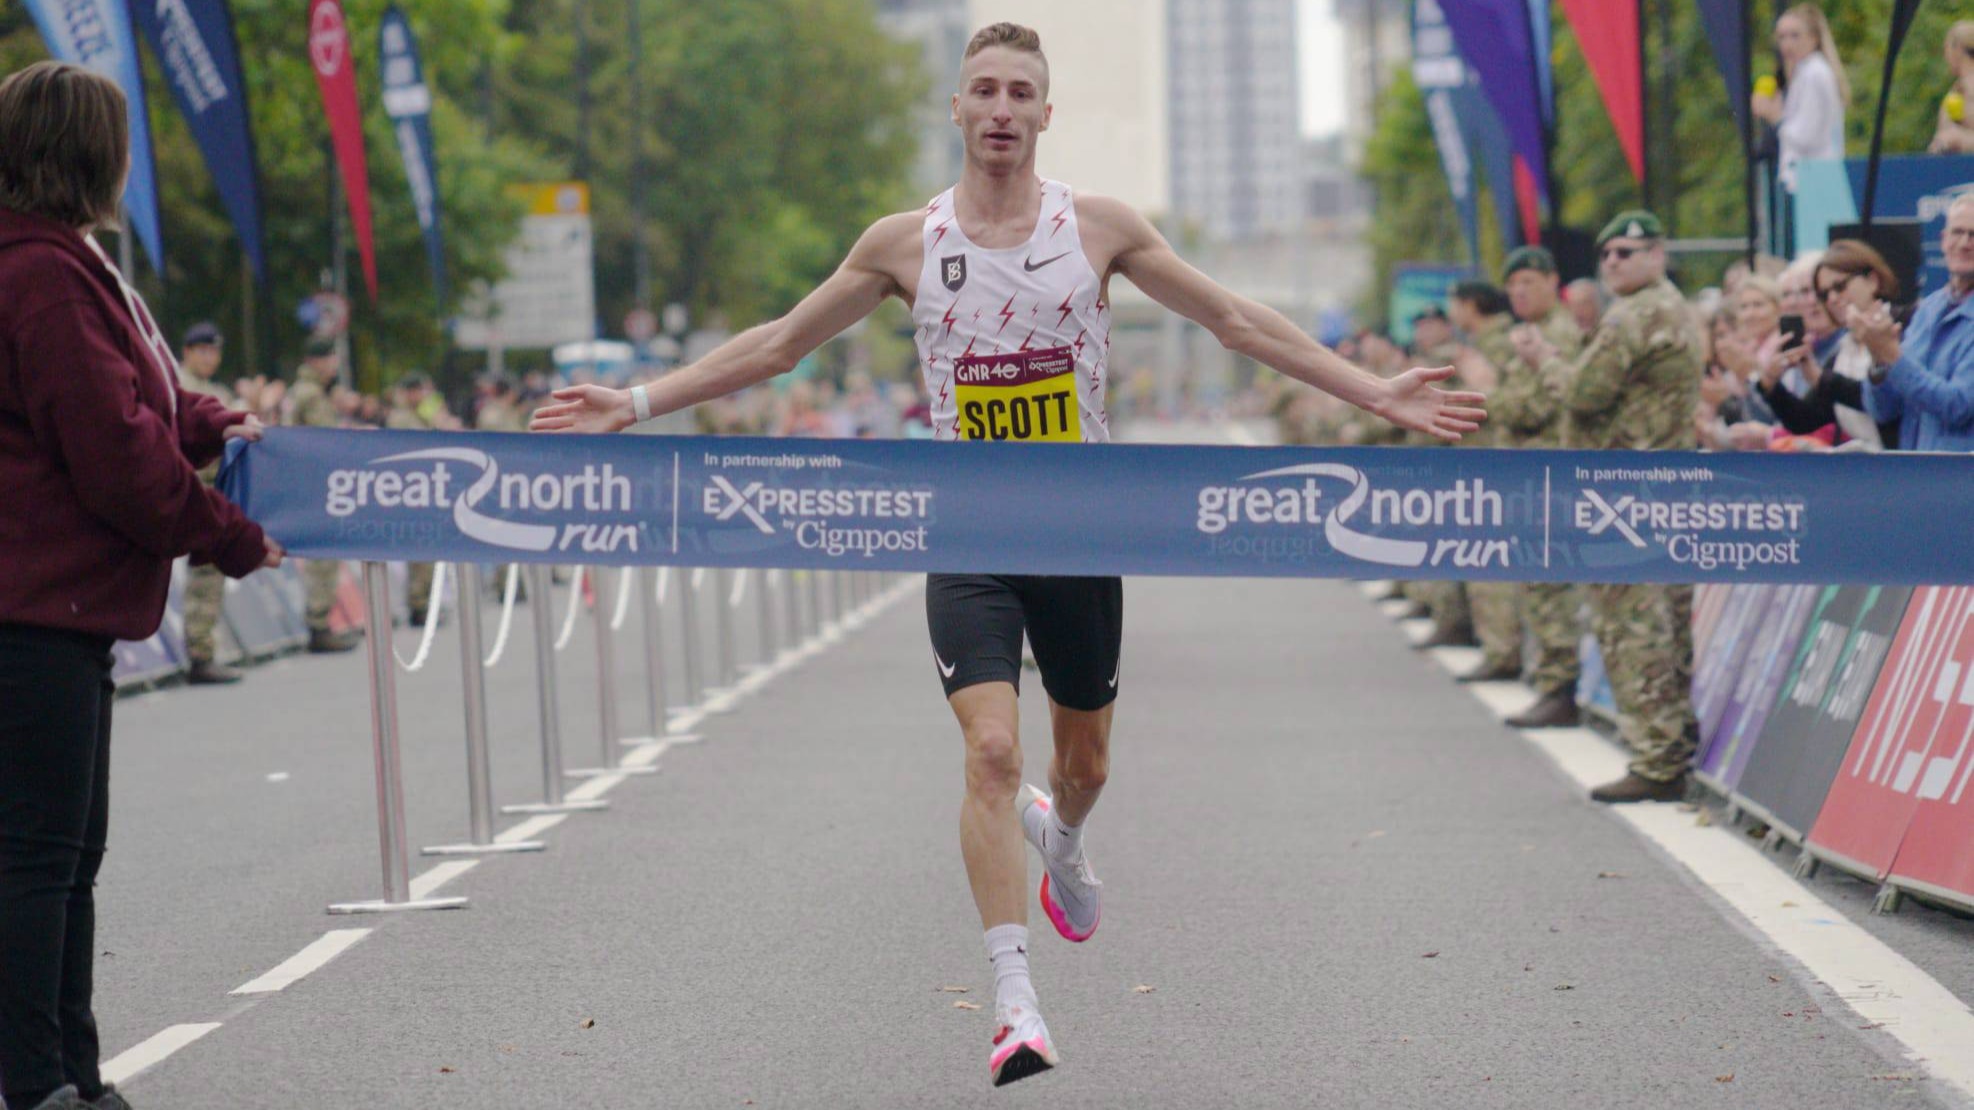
left=1091, top=196, right=1487, bottom=443
left=531, top=214, right=915, bottom=434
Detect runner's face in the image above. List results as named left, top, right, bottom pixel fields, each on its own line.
left=953, top=47, right=1050, bottom=170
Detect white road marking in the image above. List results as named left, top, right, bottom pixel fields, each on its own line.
left=409, top=860, right=479, bottom=900
left=1428, top=645, right=1484, bottom=674
left=566, top=773, right=624, bottom=801
left=1389, top=593, right=1974, bottom=1099
left=100, top=1023, right=222, bottom=1085
left=107, top=572, right=927, bottom=1093
left=229, top=929, right=372, bottom=995
left=621, top=742, right=666, bottom=769
left=497, top=814, right=567, bottom=844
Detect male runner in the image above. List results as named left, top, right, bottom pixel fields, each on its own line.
left=533, top=22, right=1483, bottom=1087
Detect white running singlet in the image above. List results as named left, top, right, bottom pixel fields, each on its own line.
left=912, top=179, right=1112, bottom=443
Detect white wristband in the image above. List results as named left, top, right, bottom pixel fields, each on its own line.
left=630, top=384, right=652, bottom=424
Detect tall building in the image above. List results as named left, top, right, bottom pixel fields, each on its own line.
left=1333, top=0, right=1411, bottom=161
left=1166, top=0, right=1303, bottom=242
left=875, top=0, right=971, bottom=194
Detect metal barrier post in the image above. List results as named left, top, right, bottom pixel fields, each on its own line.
left=329, top=562, right=469, bottom=913
left=836, top=570, right=853, bottom=622
left=713, top=567, right=738, bottom=690
left=424, top=563, right=545, bottom=856
left=785, top=567, right=807, bottom=649
left=570, top=567, right=655, bottom=777
left=678, top=567, right=704, bottom=706
left=755, top=568, right=779, bottom=667
left=806, top=569, right=824, bottom=640
left=502, top=564, right=608, bottom=815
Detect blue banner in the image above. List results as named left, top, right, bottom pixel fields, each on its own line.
left=378, top=6, right=446, bottom=305
left=129, top=0, right=266, bottom=282
left=1438, top=0, right=1549, bottom=208
left=23, top=0, right=165, bottom=271
left=1412, top=0, right=1480, bottom=265
left=220, top=429, right=1974, bottom=585
left=1695, top=0, right=1749, bottom=141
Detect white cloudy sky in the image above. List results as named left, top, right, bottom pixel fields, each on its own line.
left=1298, top=0, right=1347, bottom=137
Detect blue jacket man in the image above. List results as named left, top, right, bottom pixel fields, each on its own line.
left=1864, top=193, right=1974, bottom=451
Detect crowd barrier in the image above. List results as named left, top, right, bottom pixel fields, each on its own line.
left=137, top=431, right=1974, bottom=915
left=1684, top=583, right=1974, bottom=916
left=222, top=429, right=1974, bottom=584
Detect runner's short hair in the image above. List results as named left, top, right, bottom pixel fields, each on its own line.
left=0, top=62, right=129, bottom=230
left=963, top=23, right=1048, bottom=90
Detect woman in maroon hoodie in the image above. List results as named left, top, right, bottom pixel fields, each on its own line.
left=0, top=63, right=281, bottom=1110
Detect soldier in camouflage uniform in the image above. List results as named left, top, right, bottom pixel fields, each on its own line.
left=386, top=374, right=439, bottom=624
left=176, top=324, right=244, bottom=683
left=288, top=338, right=361, bottom=653
left=1407, top=305, right=1475, bottom=648
left=1492, top=248, right=1588, bottom=725
left=1446, top=283, right=1523, bottom=678
left=1514, top=211, right=1700, bottom=803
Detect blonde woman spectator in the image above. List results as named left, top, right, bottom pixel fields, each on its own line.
left=1752, top=3, right=1849, bottom=191
left=1930, top=22, right=1974, bottom=155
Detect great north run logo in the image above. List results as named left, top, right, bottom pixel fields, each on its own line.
left=1194, top=463, right=1509, bottom=569
left=323, top=448, right=639, bottom=554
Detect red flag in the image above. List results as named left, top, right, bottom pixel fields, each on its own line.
left=1559, top=0, right=1645, bottom=184
left=308, top=0, right=378, bottom=300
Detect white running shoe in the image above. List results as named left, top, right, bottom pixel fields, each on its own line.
left=1016, top=784, right=1102, bottom=942
left=989, top=1000, right=1059, bottom=1087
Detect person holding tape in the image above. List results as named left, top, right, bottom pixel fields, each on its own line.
left=0, top=62, right=280, bottom=1110
left=533, top=21, right=1485, bottom=1088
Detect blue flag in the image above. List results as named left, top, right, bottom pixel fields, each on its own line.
left=1412, top=0, right=1480, bottom=265
left=379, top=6, right=446, bottom=306
left=128, top=0, right=267, bottom=282
left=22, top=0, right=165, bottom=272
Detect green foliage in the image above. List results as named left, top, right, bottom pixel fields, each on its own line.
left=1364, top=0, right=1970, bottom=311
left=0, top=0, right=919, bottom=386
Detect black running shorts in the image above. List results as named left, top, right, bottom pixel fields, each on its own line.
left=925, top=574, right=1123, bottom=711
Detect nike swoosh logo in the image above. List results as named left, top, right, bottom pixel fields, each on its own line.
left=1108, top=662, right=1120, bottom=688
left=1024, top=252, right=1072, bottom=272
left=935, top=651, right=957, bottom=679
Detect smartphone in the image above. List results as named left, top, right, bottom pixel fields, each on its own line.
left=1779, top=314, right=1806, bottom=349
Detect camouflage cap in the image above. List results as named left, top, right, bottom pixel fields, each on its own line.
left=1596, top=209, right=1664, bottom=248
left=1501, top=245, right=1557, bottom=280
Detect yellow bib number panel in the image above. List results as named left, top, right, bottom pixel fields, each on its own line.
left=955, top=347, right=1081, bottom=442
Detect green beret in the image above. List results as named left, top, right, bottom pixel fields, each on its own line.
left=1501, top=246, right=1557, bottom=280
left=1596, top=209, right=1664, bottom=248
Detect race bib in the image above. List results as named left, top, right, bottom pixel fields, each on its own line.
left=954, top=347, right=1081, bottom=442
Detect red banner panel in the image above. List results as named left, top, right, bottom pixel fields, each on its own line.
left=1808, top=587, right=1974, bottom=878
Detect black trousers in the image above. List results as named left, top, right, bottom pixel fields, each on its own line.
left=0, top=624, right=114, bottom=1106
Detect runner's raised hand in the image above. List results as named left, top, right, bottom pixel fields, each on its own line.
left=1378, top=364, right=1486, bottom=443
left=530, top=384, right=635, bottom=434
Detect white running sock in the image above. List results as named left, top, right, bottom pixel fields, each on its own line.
left=1046, top=809, right=1084, bottom=862
left=984, top=924, right=1036, bottom=1015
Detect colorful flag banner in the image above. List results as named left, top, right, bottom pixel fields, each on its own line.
left=21, top=0, right=165, bottom=271
left=378, top=5, right=445, bottom=305
left=308, top=0, right=378, bottom=300
left=129, top=0, right=268, bottom=281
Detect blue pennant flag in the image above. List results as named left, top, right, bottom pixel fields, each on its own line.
left=128, top=0, right=267, bottom=282
left=379, top=5, right=447, bottom=306
left=23, top=0, right=165, bottom=272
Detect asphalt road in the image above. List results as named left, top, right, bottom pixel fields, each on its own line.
left=85, top=572, right=1973, bottom=1109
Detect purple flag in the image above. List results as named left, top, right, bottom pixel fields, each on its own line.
left=1438, top=0, right=1550, bottom=207
left=1694, top=0, right=1749, bottom=140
